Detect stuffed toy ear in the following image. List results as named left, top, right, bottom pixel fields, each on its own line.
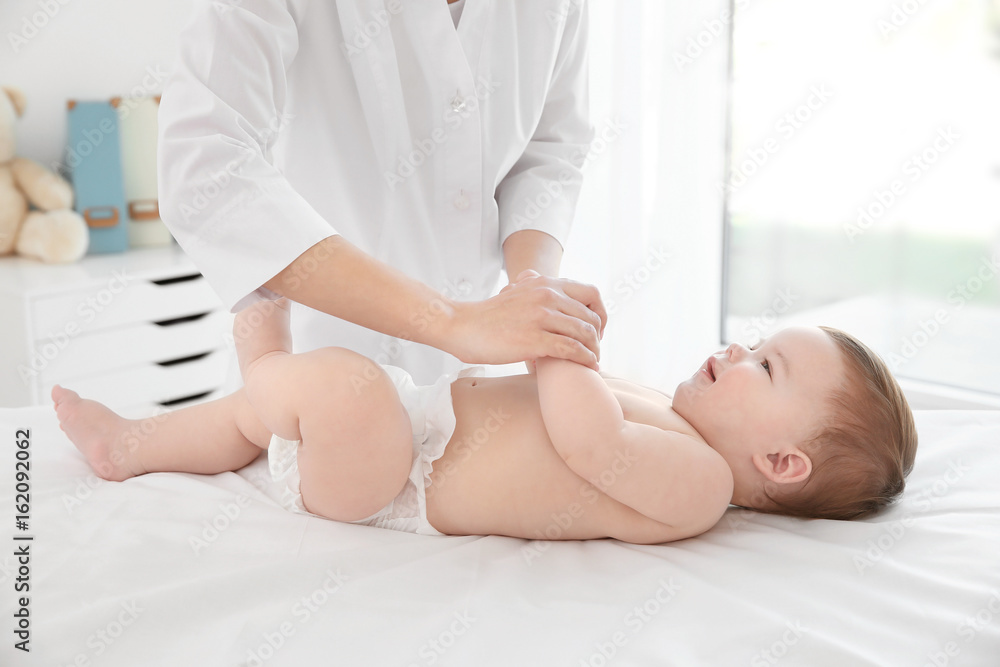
left=2, top=87, right=27, bottom=117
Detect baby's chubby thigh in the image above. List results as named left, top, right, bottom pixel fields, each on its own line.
left=290, top=348, right=414, bottom=522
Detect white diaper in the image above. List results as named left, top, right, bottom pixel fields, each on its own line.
left=267, top=362, right=484, bottom=535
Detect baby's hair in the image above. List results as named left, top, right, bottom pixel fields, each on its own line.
left=759, top=326, right=918, bottom=520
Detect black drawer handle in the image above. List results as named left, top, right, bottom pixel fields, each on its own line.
left=153, top=312, right=211, bottom=327
left=151, top=273, right=202, bottom=286
left=158, top=390, right=214, bottom=407
left=157, top=351, right=211, bottom=367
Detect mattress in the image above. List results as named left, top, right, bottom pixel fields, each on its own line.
left=1, top=406, right=998, bottom=666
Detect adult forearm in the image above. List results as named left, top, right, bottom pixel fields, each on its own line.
left=502, top=229, right=563, bottom=279
left=260, top=235, right=606, bottom=369
left=535, top=357, right=625, bottom=467
left=262, top=235, right=457, bottom=354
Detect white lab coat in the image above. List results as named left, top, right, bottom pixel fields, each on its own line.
left=158, top=0, right=593, bottom=384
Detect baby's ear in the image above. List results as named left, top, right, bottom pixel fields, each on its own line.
left=753, top=449, right=812, bottom=485
left=2, top=87, right=27, bottom=117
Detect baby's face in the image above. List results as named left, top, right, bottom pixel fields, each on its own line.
left=672, top=327, right=846, bottom=462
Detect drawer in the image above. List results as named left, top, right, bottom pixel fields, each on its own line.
left=38, top=349, right=232, bottom=411
left=117, top=388, right=230, bottom=419
left=37, top=309, right=232, bottom=384
left=30, top=272, right=221, bottom=338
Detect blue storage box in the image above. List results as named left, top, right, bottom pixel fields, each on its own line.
left=66, top=99, right=128, bottom=254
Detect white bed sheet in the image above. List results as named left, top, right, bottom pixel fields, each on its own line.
left=1, top=406, right=998, bottom=666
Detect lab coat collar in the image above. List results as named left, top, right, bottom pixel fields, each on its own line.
left=335, top=0, right=410, bottom=174
left=335, top=0, right=490, bottom=173
left=455, top=0, right=489, bottom=76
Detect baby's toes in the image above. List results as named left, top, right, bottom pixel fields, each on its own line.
left=52, top=385, right=76, bottom=408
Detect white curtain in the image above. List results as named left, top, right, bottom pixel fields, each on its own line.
left=563, top=0, right=731, bottom=393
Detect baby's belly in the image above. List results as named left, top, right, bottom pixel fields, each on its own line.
left=424, top=374, right=669, bottom=543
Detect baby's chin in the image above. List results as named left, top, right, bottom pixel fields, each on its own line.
left=670, top=377, right=706, bottom=417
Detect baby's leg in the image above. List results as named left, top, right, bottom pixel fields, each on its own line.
left=53, top=299, right=295, bottom=480
left=236, top=299, right=413, bottom=522
left=52, top=386, right=272, bottom=481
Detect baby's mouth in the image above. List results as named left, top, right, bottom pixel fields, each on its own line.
left=701, top=356, right=716, bottom=382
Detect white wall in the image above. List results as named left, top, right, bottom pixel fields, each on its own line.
left=0, top=0, right=197, bottom=171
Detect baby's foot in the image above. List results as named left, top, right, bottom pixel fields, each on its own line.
left=234, top=297, right=293, bottom=380
left=52, top=385, right=145, bottom=481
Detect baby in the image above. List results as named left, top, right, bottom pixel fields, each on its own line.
left=52, top=297, right=917, bottom=544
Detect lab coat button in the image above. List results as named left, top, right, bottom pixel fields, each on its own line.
left=453, top=194, right=470, bottom=210
left=450, top=94, right=467, bottom=113
left=457, top=279, right=473, bottom=295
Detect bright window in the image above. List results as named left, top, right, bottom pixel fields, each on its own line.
left=723, top=0, right=1000, bottom=402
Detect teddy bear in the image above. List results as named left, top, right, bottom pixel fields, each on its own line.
left=0, top=86, right=88, bottom=263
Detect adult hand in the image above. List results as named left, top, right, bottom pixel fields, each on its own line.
left=446, top=270, right=608, bottom=370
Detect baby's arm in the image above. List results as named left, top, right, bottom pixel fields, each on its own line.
left=535, top=358, right=734, bottom=538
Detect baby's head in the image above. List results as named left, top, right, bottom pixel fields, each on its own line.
left=672, top=326, right=917, bottom=520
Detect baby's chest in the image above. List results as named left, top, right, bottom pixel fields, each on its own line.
left=609, top=386, right=680, bottom=432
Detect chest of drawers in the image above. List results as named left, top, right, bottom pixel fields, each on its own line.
left=0, top=246, right=236, bottom=418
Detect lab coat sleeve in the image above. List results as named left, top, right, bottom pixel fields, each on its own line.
left=495, top=0, right=595, bottom=251
left=157, top=0, right=336, bottom=313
